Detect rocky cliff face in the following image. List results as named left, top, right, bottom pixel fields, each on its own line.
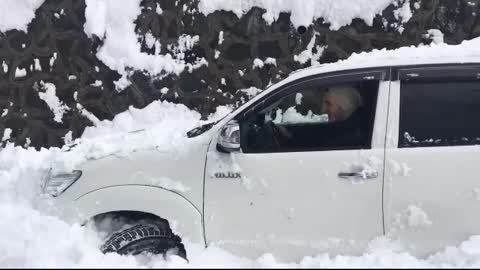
left=0, top=0, right=479, bottom=149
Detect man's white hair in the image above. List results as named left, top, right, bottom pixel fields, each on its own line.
left=326, top=85, right=363, bottom=118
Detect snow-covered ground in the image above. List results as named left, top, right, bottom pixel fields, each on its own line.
left=3, top=0, right=480, bottom=268
left=4, top=99, right=480, bottom=268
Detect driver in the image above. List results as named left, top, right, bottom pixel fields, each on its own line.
left=275, top=85, right=363, bottom=141
left=321, top=85, right=363, bottom=123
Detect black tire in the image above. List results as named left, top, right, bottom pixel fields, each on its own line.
left=100, top=223, right=187, bottom=259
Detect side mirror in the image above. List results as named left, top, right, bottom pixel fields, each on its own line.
left=217, top=120, right=241, bottom=153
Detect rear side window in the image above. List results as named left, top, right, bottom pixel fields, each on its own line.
left=399, top=80, right=480, bottom=148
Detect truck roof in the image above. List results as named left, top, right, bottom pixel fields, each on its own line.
left=283, top=38, right=480, bottom=85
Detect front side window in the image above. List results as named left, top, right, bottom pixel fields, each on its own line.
left=239, top=79, right=379, bottom=153
left=399, top=80, right=480, bottom=148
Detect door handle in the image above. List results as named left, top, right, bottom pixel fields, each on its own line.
left=338, top=170, right=379, bottom=180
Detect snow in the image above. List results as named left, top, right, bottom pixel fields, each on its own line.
left=144, top=32, right=156, bottom=49
left=63, top=131, right=73, bottom=145
left=49, top=53, right=57, bottom=69
left=218, top=31, right=224, bottom=45
left=426, top=29, right=444, bottom=45
left=15, top=67, right=26, bottom=78
left=91, top=80, right=103, bottom=87
left=34, top=58, right=41, bottom=71
left=404, top=206, right=432, bottom=228
left=253, top=58, right=264, bottom=69
left=390, top=205, right=433, bottom=235
left=156, top=3, right=163, bottom=15
left=294, top=33, right=325, bottom=66
left=2, top=128, right=12, bottom=141
left=295, top=93, right=302, bottom=105
left=37, top=81, right=70, bottom=123
left=237, top=87, right=263, bottom=99
left=393, top=0, right=412, bottom=24
left=273, top=107, right=329, bottom=125
left=198, top=0, right=397, bottom=30
left=146, top=176, right=190, bottom=193
left=2, top=61, right=8, bottom=73
left=0, top=0, right=44, bottom=33
left=160, top=87, right=169, bottom=95
left=2, top=99, right=480, bottom=267
left=264, top=57, right=277, bottom=66
left=84, top=1, right=207, bottom=91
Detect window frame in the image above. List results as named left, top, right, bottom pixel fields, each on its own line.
left=234, top=68, right=390, bottom=153
left=395, top=64, right=480, bottom=148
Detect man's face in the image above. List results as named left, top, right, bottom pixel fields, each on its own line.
left=321, top=93, right=343, bottom=122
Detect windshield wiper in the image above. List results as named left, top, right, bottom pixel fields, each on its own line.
left=186, top=122, right=216, bottom=138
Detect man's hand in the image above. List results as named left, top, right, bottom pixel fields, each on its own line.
left=276, top=125, right=293, bottom=141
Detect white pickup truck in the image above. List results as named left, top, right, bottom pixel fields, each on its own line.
left=43, top=57, right=480, bottom=261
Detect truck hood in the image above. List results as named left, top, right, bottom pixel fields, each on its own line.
left=58, top=136, right=211, bottom=212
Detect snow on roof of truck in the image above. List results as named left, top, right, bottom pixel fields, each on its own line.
left=283, top=38, right=480, bottom=85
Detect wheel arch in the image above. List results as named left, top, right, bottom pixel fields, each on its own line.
left=66, top=185, right=205, bottom=245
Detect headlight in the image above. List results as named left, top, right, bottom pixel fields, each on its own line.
left=42, top=169, right=82, bottom=197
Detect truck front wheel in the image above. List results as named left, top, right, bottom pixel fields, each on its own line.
left=100, top=223, right=187, bottom=259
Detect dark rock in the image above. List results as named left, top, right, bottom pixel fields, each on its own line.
left=0, top=0, right=479, bottom=149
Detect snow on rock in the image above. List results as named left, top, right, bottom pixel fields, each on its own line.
left=156, top=3, right=163, bottom=15
left=15, top=67, right=27, bottom=78
left=425, top=29, right=445, bottom=45
left=237, top=87, right=263, bottom=99
left=2, top=61, right=8, bottom=73
left=63, top=130, right=73, bottom=145
left=218, top=31, right=224, bottom=45
left=0, top=0, right=44, bottom=33
left=84, top=0, right=206, bottom=91
left=2, top=128, right=12, bottom=141
left=34, top=58, right=42, bottom=71
left=264, top=57, right=277, bottom=66
left=198, top=0, right=397, bottom=30
left=144, top=32, right=157, bottom=49
left=393, top=0, right=413, bottom=23
left=37, top=81, right=70, bottom=123
left=49, top=53, right=57, bottom=70
left=253, top=58, right=264, bottom=69
left=160, top=87, right=169, bottom=95
left=294, top=33, right=325, bottom=66
left=90, top=80, right=103, bottom=87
